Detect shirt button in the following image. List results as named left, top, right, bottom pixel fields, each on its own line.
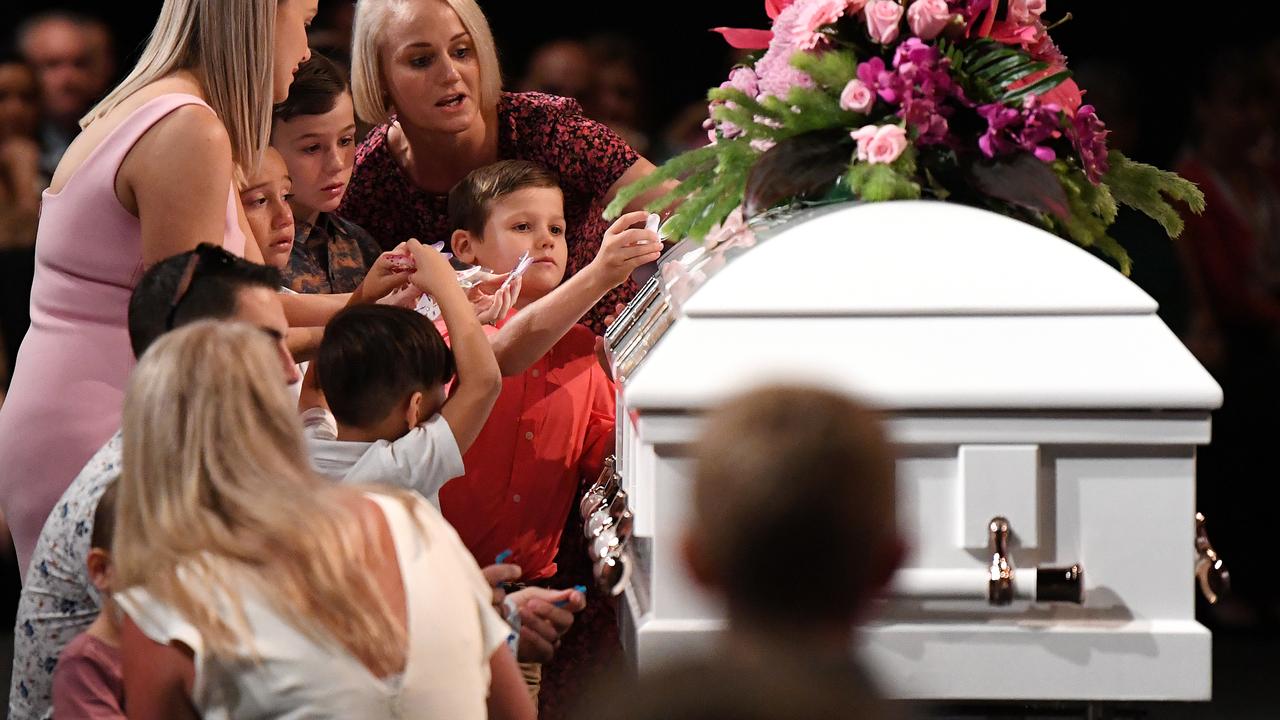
left=531, top=369, right=541, bottom=378
left=525, top=431, right=534, bottom=440
left=513, top=494, right=522, bottom=503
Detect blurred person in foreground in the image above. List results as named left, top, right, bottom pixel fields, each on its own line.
left=578, top=385, right=907, bottom=720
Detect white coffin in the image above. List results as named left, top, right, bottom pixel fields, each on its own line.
left=600, top=201, right=1222, bottom=702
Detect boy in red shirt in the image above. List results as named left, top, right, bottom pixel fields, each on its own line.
left=439, top=159, right=659, bottom=707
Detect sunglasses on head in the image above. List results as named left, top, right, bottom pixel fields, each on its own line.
left=164, top=243, right=240, bottom=331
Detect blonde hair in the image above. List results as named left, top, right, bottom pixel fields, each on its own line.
left=81, top=0, right=276, bottom=168
left=351, top=0, right=502, bottom=124
left=114, top=321, right=411, bottom=672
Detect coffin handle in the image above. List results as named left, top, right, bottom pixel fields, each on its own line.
left=1194, top=512, right=1230, bottom=605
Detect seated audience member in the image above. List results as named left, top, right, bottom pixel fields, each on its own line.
left=580, top=385, right=908, bottom=720
left=8, top=246, right=295, bottom=720
left=113, top=321, right=535, bottom=719
left=519, top=40, right=592, bottom=102
left=51, top=482, right=124, bottom=719
left=271, top=53, right=382, bottom=294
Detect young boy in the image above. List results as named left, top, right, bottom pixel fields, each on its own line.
left=438, top=159, right=659, bottom=710
left=440, top=158, right=660, bottom=585
left=271, top=52, right=380, bottom=294
left=299, top=239, right=499, bottom=507
left=51, top=481, right=124, bottom=719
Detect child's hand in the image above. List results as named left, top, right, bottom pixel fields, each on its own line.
left=375, top=283, right=423, bottom=309
left=357, top=244, right=415, bottom=303
left=467, top=273, right=522, bottom=326
left=482, top=563, right=523, bottom=610
left=588, top=211, right=663, bottom=289
left=406, top=238, right=460, bottom=295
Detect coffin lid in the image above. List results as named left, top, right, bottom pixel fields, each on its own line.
left=681, top=201, right=1157, bottom=317
left=622, top=201, right=1222, bottom=413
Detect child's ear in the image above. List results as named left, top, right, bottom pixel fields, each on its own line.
left=86, top=548, right=112, bottom=593
left=451, top=229, right=478, bottom=265
left=404, top=390, right=425, bottom=430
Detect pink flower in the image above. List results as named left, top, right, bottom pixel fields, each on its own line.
left=784, top=0, right=848, bottom=49
left=865, top=0, right=905, bottom=44
left=754, top=43, right=815, bottom=99
left=1008, top=0, right=1046, bottom=26
left=840, top=78, right=875, bottom=112
left=846, top=0, right=870, bottom=13
left=907, top=0, right=955, bottom=40
left=852, top=124, right=908, bottom=164
left=750, top=137, right=778, bottom=153
left=724, top=67, right=760, bottom=97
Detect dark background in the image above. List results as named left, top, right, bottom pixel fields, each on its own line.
left=10, top=0, right=1273, bottom=169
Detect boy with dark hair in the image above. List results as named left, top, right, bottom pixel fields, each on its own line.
left=299, top=240, right=500, bottom=507
left=11, top=246, right=301, bottom=720
left=271, top=52, right=380, bottom=294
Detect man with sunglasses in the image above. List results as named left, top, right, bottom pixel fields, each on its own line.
left=9, top=244, right=297, bottom=720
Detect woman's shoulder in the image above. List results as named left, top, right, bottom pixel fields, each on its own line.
left=500, top=91, right=587, bottom=125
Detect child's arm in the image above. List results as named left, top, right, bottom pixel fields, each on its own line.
left=406, top=240, right=502, bottom=454
left=488, top=211, right=661, bottom=376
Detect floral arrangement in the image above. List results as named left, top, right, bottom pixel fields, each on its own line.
left=605, top=0, right=1205, bottom=273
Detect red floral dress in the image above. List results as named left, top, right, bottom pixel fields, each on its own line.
left=340, top=92, right=642, bottom=333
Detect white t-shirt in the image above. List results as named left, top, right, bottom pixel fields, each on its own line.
left=302, top=407, right=464, bottom=508
left=117, top=493, right=510, bottom=720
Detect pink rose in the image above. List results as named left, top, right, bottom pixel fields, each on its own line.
left=907, top=0, right=954, bottom=40
left=779, top=0, right=847, bottom=50
left=1008, top=0, right=1046, bottom=26
left=865, top=0, right=904, bottom=44
left=840, top=78, right=875, bottom=112
left=846, top=0, right=870, bottom=12
left=852, top=124, right=908, bottom=164
left=850, top=125, right=879, bottom=161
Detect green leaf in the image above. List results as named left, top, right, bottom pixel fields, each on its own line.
left=846, top=162, right=921, bottom=202
left=991, top=60, right=1048, bottom=86
left=707, top=87, right=787, bottom=123
left=1103, top=151, right=1206, bottom=239
left=1054, top=165, right=1132, bottom=274
left=1000, top=70, right=1071, bottom=103
left=790, top=49, right=860, bottom=91
left=976, top=55, right=1040, bottom=83
left=604, top=143, right=720, bottom=219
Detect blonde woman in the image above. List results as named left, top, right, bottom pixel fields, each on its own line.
left=0, top=0, right=315, bottom=579
left=339, top=0, right=674, bottom=336
left=114, top=321, right=534, bottom=719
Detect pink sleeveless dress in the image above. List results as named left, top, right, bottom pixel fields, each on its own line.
left=0, top=94, right=246, bottom=577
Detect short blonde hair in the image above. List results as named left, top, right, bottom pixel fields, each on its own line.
left=351, top=0, right=502, bottom=124
left=82, top=0, right=276, bottom=169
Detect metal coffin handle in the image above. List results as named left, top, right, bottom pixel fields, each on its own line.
left=1194, top=512, right=1230, bottom=605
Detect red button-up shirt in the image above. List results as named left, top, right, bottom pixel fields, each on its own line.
left=438, top=316, right=616, bottom=580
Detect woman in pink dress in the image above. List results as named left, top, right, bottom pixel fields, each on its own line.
left=0, top=0, right=317, bottom=578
